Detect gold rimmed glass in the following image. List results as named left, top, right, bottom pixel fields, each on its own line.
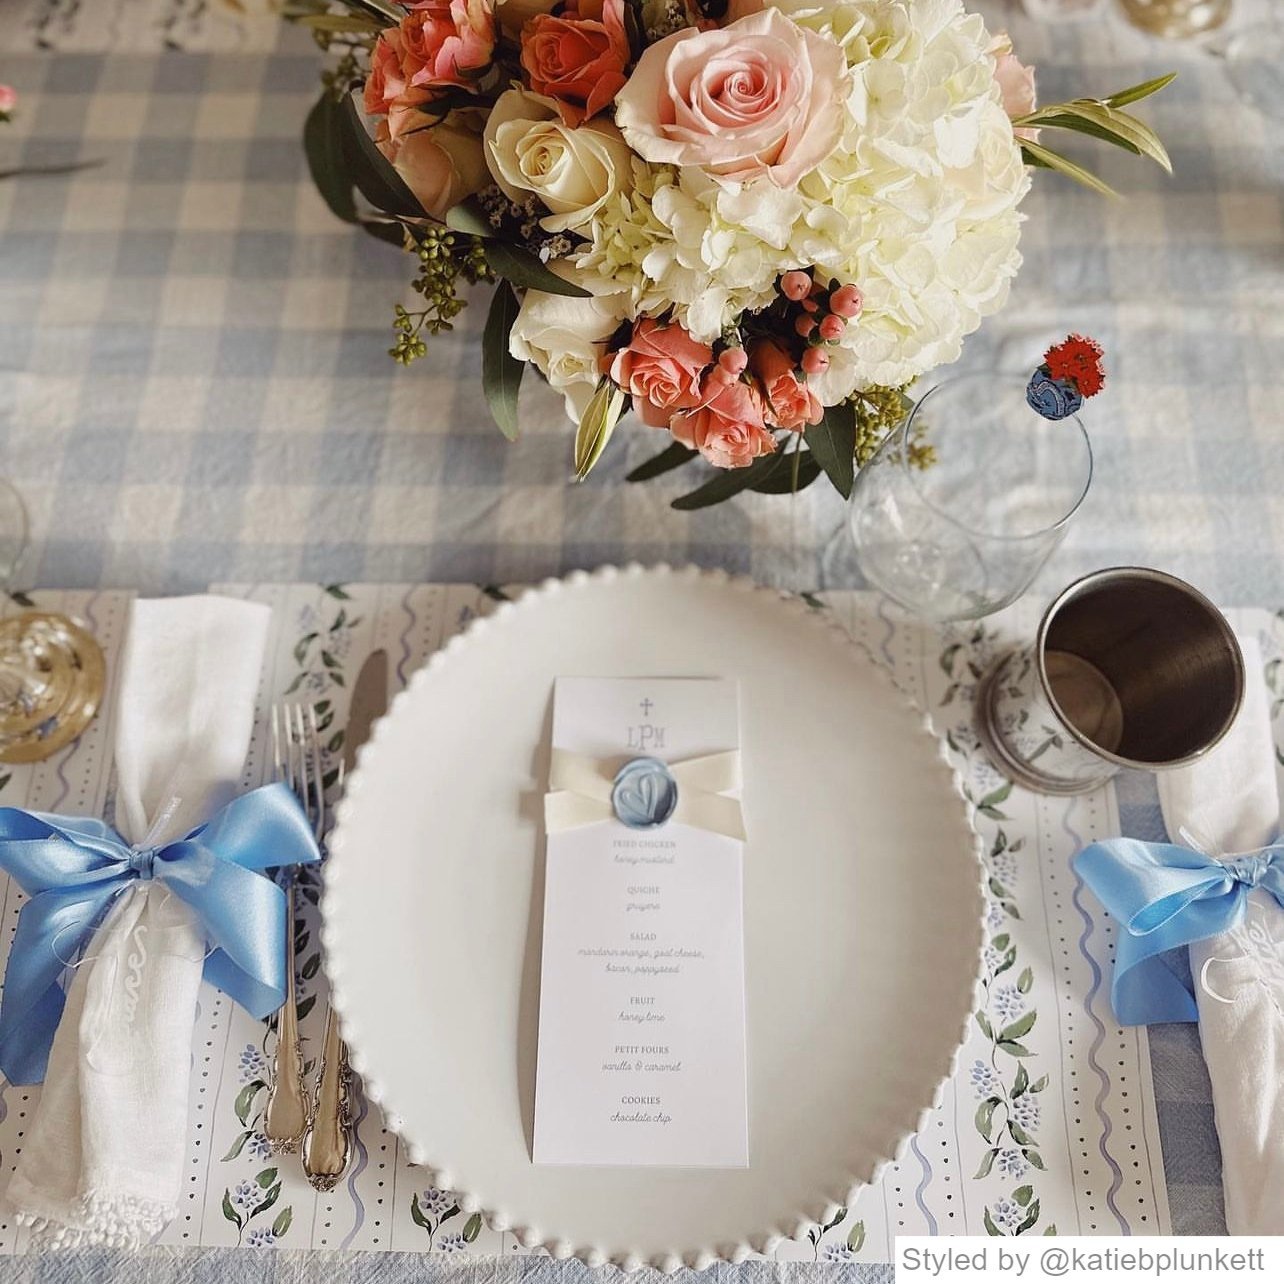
left=0, top=479, right=105, bottom=763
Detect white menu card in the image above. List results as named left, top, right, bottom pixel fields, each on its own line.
left=533, top=677, right=749, bottom=1168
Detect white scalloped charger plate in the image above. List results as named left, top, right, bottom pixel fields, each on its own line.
left=325, top=567, right=983, bottom=1269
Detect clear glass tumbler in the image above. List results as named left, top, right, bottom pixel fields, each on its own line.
left=847, top=373, right=1093, bottom=622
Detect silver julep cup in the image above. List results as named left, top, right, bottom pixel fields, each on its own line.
left=977, top=567, right=1245, bottom=795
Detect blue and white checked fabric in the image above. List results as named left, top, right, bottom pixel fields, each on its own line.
left=0, top=0, right=1281, bottom=1276
left=1, top=4, right=1282, bottom=601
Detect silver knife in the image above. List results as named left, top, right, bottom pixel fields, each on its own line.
left=302, top=647, right=388, bottom=1191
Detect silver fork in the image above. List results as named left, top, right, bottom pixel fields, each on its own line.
left=262, top=703, right=326, bottom=1155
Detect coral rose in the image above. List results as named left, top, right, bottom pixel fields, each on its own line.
left=519, top=0, right=630, bottom=126
left=749, top=339, right=822, bottom=432
left=614, top=8, right=847, bottom=188
left=608, top=318, right=713, bottom=425
left=404, top=0, right=496, bottom=91
left=375, top=110, right=491, bottom=221
left=671, top=381, right=776, bottom=470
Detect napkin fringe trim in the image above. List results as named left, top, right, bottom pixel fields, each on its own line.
left=16, top=1190, right=173, bottom=1249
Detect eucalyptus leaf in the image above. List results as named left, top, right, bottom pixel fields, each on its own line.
left=463, top=1212, right=483, bottom=1242
left=1023, top=101, right=1171, bottom=171
left=273, top=1206, right=294, bottom=1237
left=483, top=282, right=524, bottom=442
left=340, top=92, right=425, bottom=219
left=1103, top=72, right=1177, bottom=109
left=847, top=1221, right=866, bottom=1253
left=361, top=219, right=408, bottom=247
left=804, top=402, right=857, bottom=498
left=626, top=441, right=698, bottom=482
left=445, top=198, right=495, bottom=238
left=295, top=13, right=384, bottom=32
left=487, top=241, right=592, bottom=297
left=1021, top=139, right=1119, bottom=198
left=574, top=383, right=627, bottom=481
left=303, top=92, right=357, bottom=224
left=751, top=451, right=821, bottom=494
left=671, top=449, right=786, bottom=510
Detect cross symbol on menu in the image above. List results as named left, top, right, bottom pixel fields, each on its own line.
left=640, top=698, right=654, bottom=717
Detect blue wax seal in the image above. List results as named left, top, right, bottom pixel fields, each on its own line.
left=611, top=757, right=679, bottom=830
left=1026, top=366, right=1083, bottom=421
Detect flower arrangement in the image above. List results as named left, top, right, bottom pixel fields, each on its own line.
left=288, top=0, right=1172, bottom=507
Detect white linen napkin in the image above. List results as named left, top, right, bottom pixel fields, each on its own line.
left=5, top=595, right=270, bottom=1247
left=1154, top=635, right=1284, bottom=1234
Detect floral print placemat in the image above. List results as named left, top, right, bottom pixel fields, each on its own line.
left=0, top=584, right=1185, bottom=1258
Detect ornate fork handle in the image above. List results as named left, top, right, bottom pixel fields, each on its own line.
left=302, top=1000, right=351, bottom=1190
left=263, top=879, right=310, bottom=1153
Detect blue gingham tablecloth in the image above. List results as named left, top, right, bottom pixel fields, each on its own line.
left=1, top=4, right=1282, bottom=602
left=1, top=0, right=1281, bottom=1277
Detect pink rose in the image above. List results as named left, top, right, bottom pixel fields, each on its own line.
left=365, top=1, right=495, bottom=124
left=609, top=318, right=713, bottom=424
left=614, top=9, right=847, bottom=188
left=749, top=339, right=822, bottom=432
left=0, top=85, right=16, bottom=118
left=989, top=33, right=1039, bottom=142
left=364, top=28, right=414, bottom=117
left=375, top=111, right=491, bottom=220
left=404, top=0, right=496, bottom=91
left=671, top=382, right=776, bottom=470
left=520, top=0, right=630, bottom=126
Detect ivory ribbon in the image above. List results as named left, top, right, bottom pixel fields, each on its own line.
left=544, top=749, right=746, bottom=841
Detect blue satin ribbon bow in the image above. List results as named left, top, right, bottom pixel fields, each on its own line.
left=1073, top=837, right=1284, bottom=1025
left=0, top=782, right=320, bottom=1085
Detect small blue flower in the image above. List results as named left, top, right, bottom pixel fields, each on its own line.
left=437, top=1233, right=467, bottom=1253
left=987, top=900, right=1007, bottom=931
left=419, top=1188, right=452, bottom=1218
left=246, top=1132, right=273, bottom=1161
left=244, top=1227, right=278, bottom=1248
left=992, top=850, right=1018, bottom=884
left=822, top=1243, right=855, bottom=1262
left=231, top=1180, right=260, bottom=1211
left=970, top=1060, right=999, bottom=1098
left=612, top=757, right=679, bottom=830
left=998, top=1148, right=1028, bottom=1179
left=238, top=1045, right=267, bottom=1084
left=1026, top=367, right=1083, bottom=421
left=993, top=984, right=1026, bottom=1022
left=991, top=1198, right=1022, bottom=1232
left=1013, top=1096, right=1041, bottom=1132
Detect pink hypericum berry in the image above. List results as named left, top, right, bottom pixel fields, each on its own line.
left=795, top=315, right=817, bottom=339
left=819, top=314, right=846, bottom=342
left=718, top=347, right=748, bottom=377
left=780, top=271, right=811, bottom=302
left=801, top=347, right=830, bottom=375
left=830, top=284, right=863, bottom=318
left=800, top=297, right=819, bottom=314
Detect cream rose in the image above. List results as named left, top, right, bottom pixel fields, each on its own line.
left=484, top=87, right=632, bottom=232
left=614, top=8, right=848, bottom=188
left=508, top=269, right=630, bottom=420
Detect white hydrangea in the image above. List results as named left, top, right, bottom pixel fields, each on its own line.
left=572, top=0, right=1029, bottom=399
left=789, top=0, right=1031, bottom=394
left=572, top=162, right=845, bottom=343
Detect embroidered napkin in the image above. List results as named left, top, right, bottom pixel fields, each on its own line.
left=1154, top=636, right=1284, bottom=1234
left=5, top=595, right=271, bottom=1246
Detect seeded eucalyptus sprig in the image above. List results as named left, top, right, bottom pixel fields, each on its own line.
left=1016, top=73, right=1176, bottom=197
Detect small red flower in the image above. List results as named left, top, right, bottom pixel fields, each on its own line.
left=1044, top=333, right=1106, bottom=398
